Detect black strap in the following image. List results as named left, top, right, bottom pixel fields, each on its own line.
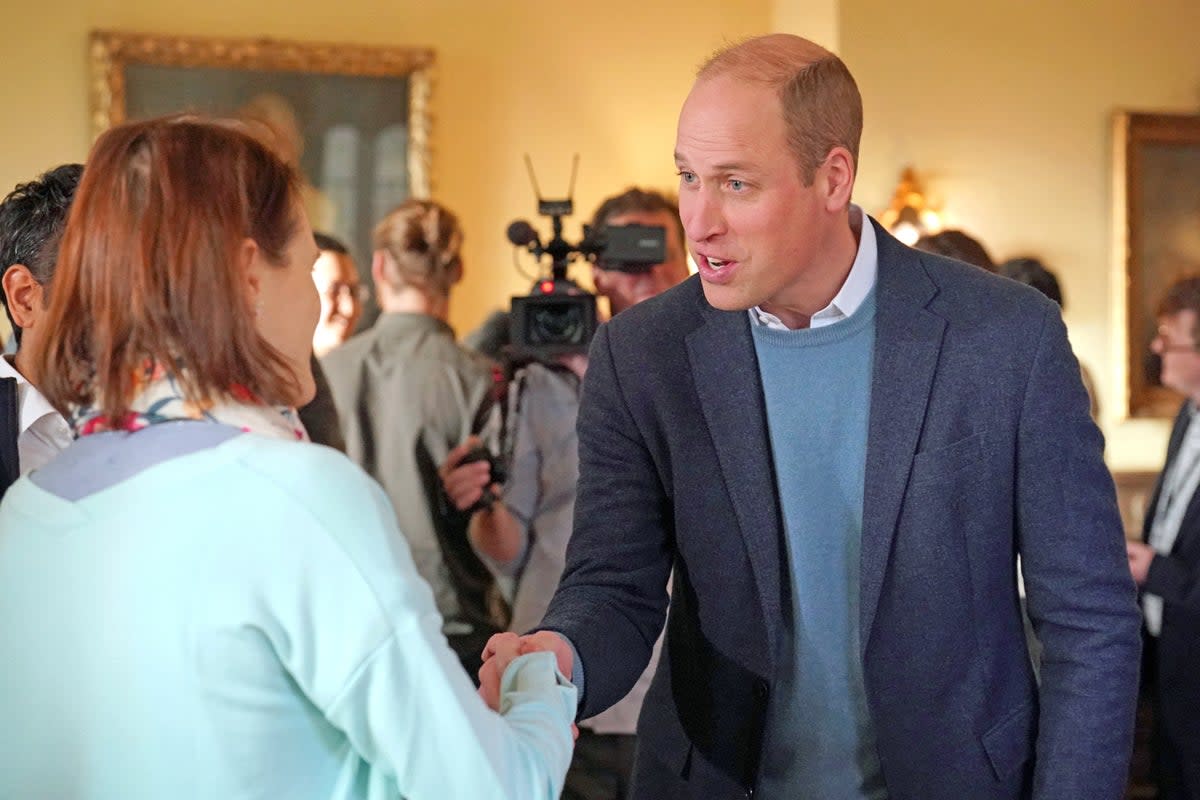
left=0, top=377, right=20, bottom=499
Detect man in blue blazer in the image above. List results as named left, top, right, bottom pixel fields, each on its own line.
left=481, top=33, right=1140, bottom=799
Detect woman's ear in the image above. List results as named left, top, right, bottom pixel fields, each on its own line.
left=371, top=250, right=394, bottom=293
left=2, top=264, right=46, bottom=330
left=238, top=237, right=262, bottom=310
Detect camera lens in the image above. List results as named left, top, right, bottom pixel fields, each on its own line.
left=510, top=292, right=597, bottom=356
left=528, top=300, right=586, bottom=345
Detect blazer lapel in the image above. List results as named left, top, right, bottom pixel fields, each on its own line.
left=687, top=305, right=784, bottom=666
left=1142, top=402, right=1191, bottom=540
left=1171, top=486, right=1200, bottom=556
left=860, top=223, right=946, bottom=656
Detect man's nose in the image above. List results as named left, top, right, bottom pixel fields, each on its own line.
left=682, top=189, right=725, bottom=243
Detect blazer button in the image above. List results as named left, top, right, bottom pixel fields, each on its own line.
left=753, top=679, right=768, bottom=701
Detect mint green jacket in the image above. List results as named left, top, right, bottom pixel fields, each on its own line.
left=0, top=432, right=575, bottom=799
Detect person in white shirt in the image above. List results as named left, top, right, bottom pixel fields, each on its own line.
left=0, top=163, right=81, bottom=495
left=1128, top=275, right=1200, bottom=800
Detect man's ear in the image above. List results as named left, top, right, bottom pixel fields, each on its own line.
left=819, top=146, right=856, bottom=212
left=591, top=263, right=611, bottom=296
left=2, top=264, right=46, bottom=330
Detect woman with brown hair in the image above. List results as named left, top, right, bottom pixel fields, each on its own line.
left=0, top=117, right=574, bottom=799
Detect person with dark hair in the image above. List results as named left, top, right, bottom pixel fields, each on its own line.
left=999, top=256, right=1098, bottom=419
left=999, top=256, right=1063, bottom=306
left=442, top=186, right=689, bottom=799
left=298, top=351, right=346, bottom=452
left=297, top=230, right=361, bottom=452
left=913, top=228, right=996, bottom=271
left=0, top=117, right=576, bottom=799
left=322, top=198, right=505, bottom=682
left=589, top=187, right=690, bottom=317
left=0, top=163, right=82, bottom=498
left=479, top=33, right=1138, bottom=800
left=1127, top=274, right=1200, bottom=800
left=311, top=231, right=364, bottom=357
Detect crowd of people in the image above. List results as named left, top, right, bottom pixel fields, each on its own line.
left=0, top=30, right=1193, bottom=800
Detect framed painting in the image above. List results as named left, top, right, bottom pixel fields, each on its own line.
left=89, top=30, right=433, bottom=271
left=1115, top=111, right=1200, bottom=418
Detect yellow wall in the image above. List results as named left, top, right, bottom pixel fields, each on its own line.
left=0, top=0, right=769, bottom=330
left=773, top=0, right=839, bottom=52
left=840, top=0, right=1200, bottom=469
left=3, top=0, right=1188, bottom=468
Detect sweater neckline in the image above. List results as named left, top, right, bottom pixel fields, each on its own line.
left=750, top=289, right=876, bottom=348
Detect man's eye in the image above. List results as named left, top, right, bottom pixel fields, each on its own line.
left=729, top=179, right=745, bottom=191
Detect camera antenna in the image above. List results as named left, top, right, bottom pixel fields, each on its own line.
left=519, top=154, right=577, bottom=282
left=566, top=153, right=579, bottom=201
left=522, top=153, right=579, bottom=204
left=523, top=154, right=543, bottom=202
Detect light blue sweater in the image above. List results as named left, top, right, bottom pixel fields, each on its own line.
left=0, top=425, right=576, bottom=800
left=751, top=291, right=887, bottom=799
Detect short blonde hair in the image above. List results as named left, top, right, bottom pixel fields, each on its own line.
left=699, top=34, right=862, bottom=185
left=373, top=198, right=463, bottom=298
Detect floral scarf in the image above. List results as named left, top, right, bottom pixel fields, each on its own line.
left=70, top=363, right=309, bottom=443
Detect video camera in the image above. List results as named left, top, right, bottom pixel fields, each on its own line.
left=505, top=156, right=667, bottom=360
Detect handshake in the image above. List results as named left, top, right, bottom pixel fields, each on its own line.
left=479, top=631, right=579, bottom=735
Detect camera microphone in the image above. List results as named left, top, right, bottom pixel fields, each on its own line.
left=507, top=220, right=540, bottom=247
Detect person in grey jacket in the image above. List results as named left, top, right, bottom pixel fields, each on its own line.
left=322, top=198, right=501, bottom=679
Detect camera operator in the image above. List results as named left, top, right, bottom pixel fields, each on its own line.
left=440, top=187, right=688, bottom=799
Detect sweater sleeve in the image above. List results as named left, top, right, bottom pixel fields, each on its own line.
left=246, top=445, right=577, bottom=799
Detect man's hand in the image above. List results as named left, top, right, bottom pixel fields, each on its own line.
left=478, top=631, right=576, bottom=711
left=516, top=631, right=575, bottom=678
left=440, top=436, right=497, bottom=513
left=477, top=632, right=523, bottom=711
left=1127, top=541, right=1155, bottom=586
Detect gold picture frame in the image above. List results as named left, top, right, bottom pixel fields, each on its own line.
left=1114, top=111, right=1200, bottom=418
left=89, top=30, right=434, bottom=265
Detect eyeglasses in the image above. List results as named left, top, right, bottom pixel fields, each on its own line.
left=1152, top=325, right=1200, bottom=354
left=321, top=281, right=370, bottom=304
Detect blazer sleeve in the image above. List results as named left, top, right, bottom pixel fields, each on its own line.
left=538, top=323, right=674, bottom=719
left=1014, top=306, right=1142, bottom=799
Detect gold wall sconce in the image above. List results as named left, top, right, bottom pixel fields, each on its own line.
left=878, top=167, right=942, bottom=245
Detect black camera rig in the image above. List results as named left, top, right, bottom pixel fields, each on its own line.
left=506, top=156, right=666, bottom=359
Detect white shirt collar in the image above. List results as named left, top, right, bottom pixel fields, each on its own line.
left=750, top=204, right=879, bottom=331
left=0, top=353, right=66, bottom=437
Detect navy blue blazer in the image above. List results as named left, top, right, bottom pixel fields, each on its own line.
left=540, top=220, right=1141, bottom=799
